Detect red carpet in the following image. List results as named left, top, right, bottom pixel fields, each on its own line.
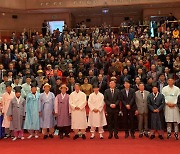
left=1, top=132, right=180, bottom=154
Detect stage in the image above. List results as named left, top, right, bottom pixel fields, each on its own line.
left=0, top=132, right=180, bottom=154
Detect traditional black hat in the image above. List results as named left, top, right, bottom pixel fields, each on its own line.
left=5, top=81, right=12, bottom=87
left=14, top=86, right=22, bottom=93
left=93, top=84, right=99, bottom=89
left=30, top=82, right=37, bottom=88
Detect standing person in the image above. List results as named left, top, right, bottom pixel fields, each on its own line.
left=0, top=99, right=4, bottom=139
left=69, top=83, right=87, bottom=140
left=162, top=78, right=180, bottom=140
left=7, top=86, right=26, bottom=141
left=147, top=85, right=165, bottom=140
left=24, top=82, right=40, bottom=139
left=54, top=84, right=71, bottom=139
left=135, top=82, right=149, bottom=138
left=39, top=83, right=55, bottom=139
left=88, top=85, right=107, bottom=139
left=1, top=81, right=15, bottom=138
left=120, top=80, right=138, bottom=139
left=104, top=80, right=120, bottom=139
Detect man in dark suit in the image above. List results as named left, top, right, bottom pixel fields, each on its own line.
left=157, top=73, right=168, bottom=93
left=96, top=74, right=108, bottom=94
left=104, top=80, right=120, bottom=139
left=67, top=76, right=75, bottom=94
left=120, top=80, right=138, bottom=139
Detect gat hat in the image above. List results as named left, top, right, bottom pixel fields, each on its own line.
left=59, top=84, right=69, bottom=91
left=5, top=81, right=12, bottom=87
left=43, top=83, right=51, bottom=89
left=14, top=86, right=22, bottom=93
left=93, top=84, right=99, bottom=89
left=30, top=82, right=37, bottom=88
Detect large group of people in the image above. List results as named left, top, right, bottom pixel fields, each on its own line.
left=0, top=13, right=180, bottom=141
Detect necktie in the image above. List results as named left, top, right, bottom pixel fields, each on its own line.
left=111, top=89, right=114, bottom=97
left=141, top=91, right=144, bottom=99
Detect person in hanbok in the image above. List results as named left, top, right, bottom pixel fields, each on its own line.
left=54, top=84, right=71, bottom=139
left=39, top=83, right=55, bottom=139
left=162, top=78, right=180, bottom=140
left=7, top=86, right=26, bottom=141
left=0, top=98, right=4, bottom=139
left=69, top=83, right=87, bottom=140
left=24, top=82, right=40, bottom=139
left=147, top=85, right=165, bottom=140
left=1, top=81, right=15, bottom=138
left=88, top=84, right=107, bottom=139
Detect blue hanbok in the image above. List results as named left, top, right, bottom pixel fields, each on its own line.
left=24, top=92, right=40, bottom=130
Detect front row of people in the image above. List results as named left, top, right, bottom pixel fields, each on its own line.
left=0, top=78, right=180, bottom=141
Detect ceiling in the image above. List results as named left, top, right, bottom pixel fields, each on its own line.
left=0, top=2, right=180, bottom=17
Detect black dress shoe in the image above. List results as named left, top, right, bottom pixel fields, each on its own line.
left=65, top=134, right=70, bottom=138
left=150, top=135, right=155, bottom=139
left=108, top=134, right=113, bottom=139
left=139, top=134, right=143, bottom=138
left=60, top=134, right=63, bottom=139
left=158, top=135, right=164, bottom=140
left=43, top=135, right=48, bottom=139
left=114, top=134, right=119, bottom=139
left=174, top=133, right=179, bottom=140
left=144, top=133, right=149, bottom=138
left=131, top=133, right=135, bottom=139
left=125, top=133, right=129, bottom=139
left=49, top=134, right=54, bottom=138
left=73, top=134, right=79, bottom=140
left=82, top=134, right=86, bottom=140
left=167, top=133, right=171, bottom=139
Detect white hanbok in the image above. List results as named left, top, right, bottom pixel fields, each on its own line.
left=69, top=91, right=87, bottom=129
left=162, top=85, right=180, bottom=123
left=88, top=92, right=107, bottom=127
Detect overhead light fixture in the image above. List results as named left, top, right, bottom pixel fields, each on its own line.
left=102, top=8, right=109, bottom=14
left=2, top=12, right=5, bottom=16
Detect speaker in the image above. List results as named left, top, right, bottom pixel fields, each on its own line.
left=86, top=18, right=91, bottom=22
left=12, top=15, right=18, bottom=19
left=124, top=17, right=129, bottom=20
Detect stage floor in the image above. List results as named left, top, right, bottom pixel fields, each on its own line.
left=0, top=132, right=180, bottom=154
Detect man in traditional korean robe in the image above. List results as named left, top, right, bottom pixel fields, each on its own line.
left=162, top=78, right=180, bottom=140
left=7, top=86, right=26, bottom=141
left=24, top=82, right=40, bottom=139
left=54, top=84, right=71, bottom=139
left=69, top=83, right=87, bottom=140
left=88, top=84, right=107, bottom=139
left=147, top=85, right=165, bottom=140
left=39, top=83, right=55, bottom=139
left=1, top=81, right=15, bottom=138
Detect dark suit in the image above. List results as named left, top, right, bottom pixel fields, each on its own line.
left=120, top=88, right=137, bottom=134
left=67, top=83, right=75, bottom=95
left=104, top=88, right=120, bottom=135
